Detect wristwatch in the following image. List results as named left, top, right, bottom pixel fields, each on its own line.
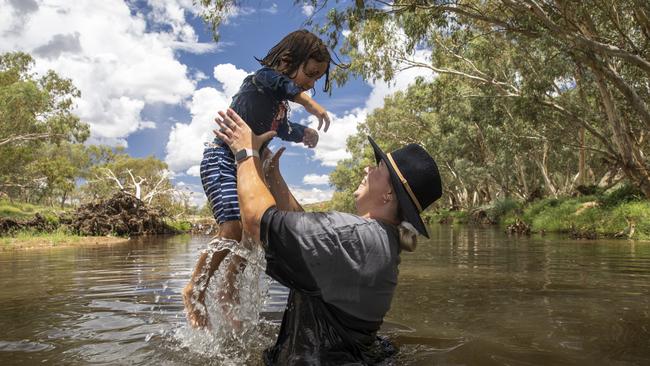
left=234, top=148, right=259, bottom=164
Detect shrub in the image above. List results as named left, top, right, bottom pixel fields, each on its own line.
left=598, top=184, right=644, bottom=208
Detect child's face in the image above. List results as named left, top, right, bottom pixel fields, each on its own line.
left=292, top=59, right=328, bottom=91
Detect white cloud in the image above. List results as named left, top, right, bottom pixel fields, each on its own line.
left=0, top=0, right=215, bottom=145
left=213, top=63, right=250, bottom=97
left=186, top=165, right=201, bottom=177
left=302, top=4, right=315, bottom=17
left=164, top=64, right=251, bottom=174
left=140, top=120, right=157, bottom=129
left=192, top=70, right=208, bottom=82
left=303, top=174, right=330, bottom=185
left=297, top=49, right=434, bottom=168
left=299, top=108, right=366, bottom=167
left=289, top=186, right=334, bottom=204
left=263, top=3, right=278, bottom=14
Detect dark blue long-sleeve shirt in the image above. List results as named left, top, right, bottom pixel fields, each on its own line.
left=228, top=67, right=306, bottom=143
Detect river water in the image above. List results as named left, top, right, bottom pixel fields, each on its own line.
left=1, top=226, right=649, bottom=365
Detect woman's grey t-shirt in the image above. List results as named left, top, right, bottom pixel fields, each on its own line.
left=260, top=207, right=400, bottom=364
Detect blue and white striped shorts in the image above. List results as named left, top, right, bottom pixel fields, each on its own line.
left=200, top=143, right=240, bottom=224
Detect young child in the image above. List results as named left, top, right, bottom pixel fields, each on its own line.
left=183, top=29, right=333, bottom=328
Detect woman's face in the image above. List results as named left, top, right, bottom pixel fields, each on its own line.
left=354, top=160, right=393, bottom=214
left=292, top=58, right=328, bottom=91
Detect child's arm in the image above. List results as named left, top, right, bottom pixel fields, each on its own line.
left=293, top=92, right=331, bottom=132
left=276, top=121, right=319, bottom=148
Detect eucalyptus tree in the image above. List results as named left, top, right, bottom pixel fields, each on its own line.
left=198, top=0, right=650, bottom=197
left=0, top=52, right=89, bottom=201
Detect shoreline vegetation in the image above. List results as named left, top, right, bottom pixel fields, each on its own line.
left=3, top=185, right=648, bottom=252
left=1, top=231, right=129, bottom=251
left=425, top=184, right=650, bottom=240
left=0, top=185, right=650, bottom=251
left=307, top=184, right=649, bottom=241
left=0, top=192, right=218, bottom=251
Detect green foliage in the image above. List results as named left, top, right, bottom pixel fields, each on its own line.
left=525, top=197, right=596, bottom=232
left=1, top=227, right=82, bottom=247
left=197, top=0, right=650, bottom=199
left=424, top=209, right=469, bottom=225
left=0, top=199, right=62, bottom=220
left=165, top=219, right=192, bottom=232
left=512, top=195, right=650, bottom=239
left=1, top=52, right=90, bottom=204
left=599, top=184, right=645, bottom=208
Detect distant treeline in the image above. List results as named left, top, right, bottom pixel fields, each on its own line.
left=0, top=52, right=195, bottom=216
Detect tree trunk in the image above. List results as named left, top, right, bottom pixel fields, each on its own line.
left=578, top=128, right=586, bottom=186
left=588, top=57, right=650, bottom=197
left=536, top=141, right=558, bottom=198
left=60, top=191, right=68, bottom=209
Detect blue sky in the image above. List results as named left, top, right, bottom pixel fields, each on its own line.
left=1, top=0, right=433, bottom=206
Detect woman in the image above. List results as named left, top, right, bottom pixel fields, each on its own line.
left=212, top=108, right=442, bottom=365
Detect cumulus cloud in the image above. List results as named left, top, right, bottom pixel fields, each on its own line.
left=298, top=108, right=366, bottom=167
left=165, top=64, right=251, bottom=175
left=303, top=174, right=330, bottom=185
left=302, top=4, right=315, bottom=17
left=289, top=186, right=334, bottom=205
left=32, top=32, right=82, bottom=58
left=0, top=0, right=215, bottom=145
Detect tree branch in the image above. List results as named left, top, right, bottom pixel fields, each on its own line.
left=520, top=0, right=650, bottom=76
left=0, top=133, right=64, bottom=147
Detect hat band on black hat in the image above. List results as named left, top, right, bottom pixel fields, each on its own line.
left=387, top=153, right=423, bottom=212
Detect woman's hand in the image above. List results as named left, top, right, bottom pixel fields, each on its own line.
left=262, top=147, right=286, bottom=183
left=213, top=108, right=276, bottom=153
left=302, top=127, right=319, bottom=148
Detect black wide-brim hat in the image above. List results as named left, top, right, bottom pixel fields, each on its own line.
left=368, top=136, right=442, bottom=238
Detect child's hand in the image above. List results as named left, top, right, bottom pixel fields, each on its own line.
left=302, top=128, right=319, bottom=148
left=304, top=100, right=331, bottom=132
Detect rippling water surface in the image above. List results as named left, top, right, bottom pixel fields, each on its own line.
left=1, top=226, right=649, bottom=365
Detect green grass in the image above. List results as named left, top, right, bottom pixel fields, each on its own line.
left=0, top=199, right=63, bottom=222
left=425, top=209, right=470, bottom=224
left=164, top=219, right=192, bottom=232
left=1, top=228, right=82, bottom=247
left=504, top=190, right=650, bottom=239
left=448, top=184, right=650, bottom=240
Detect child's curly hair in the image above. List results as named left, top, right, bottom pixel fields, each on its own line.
left=257, top=29, right=332, bottom=93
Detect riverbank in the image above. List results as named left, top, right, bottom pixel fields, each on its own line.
left=427, top=185, right=650, bottom=240
left=1, top=230, right=129, bottom=251
left=0, top=194, right=211, bottom=251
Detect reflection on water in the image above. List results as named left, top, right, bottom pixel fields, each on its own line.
left=1, top=227, right=649, bottom=365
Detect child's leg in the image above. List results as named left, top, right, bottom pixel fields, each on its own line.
left=216, top=231, right=250, bottom=318
left=183, top=220, right=242, bottom=328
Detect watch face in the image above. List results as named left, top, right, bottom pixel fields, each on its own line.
left=235, top=149, right=248, bottom=162
left=235, top=148, right=258, bottom=163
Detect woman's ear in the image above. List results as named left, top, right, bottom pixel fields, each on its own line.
left=382, top=189, right=394, bottom=204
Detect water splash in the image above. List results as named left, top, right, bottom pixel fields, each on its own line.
left=172, top=237, right=275, bottom=364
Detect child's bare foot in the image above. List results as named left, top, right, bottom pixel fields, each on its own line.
left=183, top=283, right=209, bottom=329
